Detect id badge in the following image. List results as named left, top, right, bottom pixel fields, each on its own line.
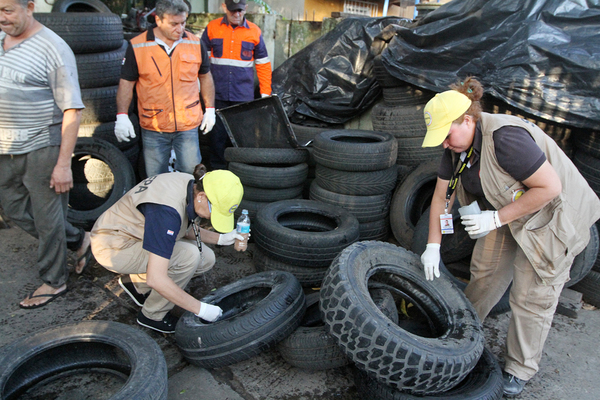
left=440, top=213, right=454, bottom=234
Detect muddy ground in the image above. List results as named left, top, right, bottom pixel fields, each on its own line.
left=0, top=222, right=599, bottom=400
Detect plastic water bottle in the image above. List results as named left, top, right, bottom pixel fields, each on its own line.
left=234, top=210, right=250, bottom=252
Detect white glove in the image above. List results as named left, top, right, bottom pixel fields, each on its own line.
left=261, top=93, right=269, bottom=98
left=200, top=107, right=216, bottom=134
left=196, top=302, right=222, bottom=322
left=217, top=229, right=244, bottom=246
left=421, top=243, right=441, bottom=281
left=114, top=113, right=136, bottom=142
left=461, top=210, right=502, bottom=238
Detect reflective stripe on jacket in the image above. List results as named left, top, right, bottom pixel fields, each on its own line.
left=130, top=31, right=204, bottom=132
left=201, top=17, right=271, bottom=102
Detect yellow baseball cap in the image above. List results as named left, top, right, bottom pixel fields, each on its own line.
left=203, top=170, right=244, bottom=233
left=422, top=91, right=472, bottom=148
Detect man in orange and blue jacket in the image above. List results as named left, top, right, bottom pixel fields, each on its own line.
left=201, top=0, right=272, bottom=169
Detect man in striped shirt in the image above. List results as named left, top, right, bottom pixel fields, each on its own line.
left=0, top=0, right=90, bottom=308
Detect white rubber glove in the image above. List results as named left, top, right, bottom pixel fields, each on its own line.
left=461, top=210, right=502, bottom=238
left=200, top=107, right=216, bottom=134
left=421, top=243, right=441, bottom=281
left=114, top=113, right=136, bottom=142
left=261, top=93, right=269, bottom=98
left=217, top=230, right=244, bottom=246
left=196, top=302, right=223, bottom=322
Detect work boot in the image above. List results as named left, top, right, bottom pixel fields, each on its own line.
left=502, top=371, right=528, bottom=397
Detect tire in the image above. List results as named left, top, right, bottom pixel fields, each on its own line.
left=567, top=224, right=599, bottom=287
left=390, top=160, right=439, bottom=249
left=290, top=123, right=344, bottom=147
left=572, top=129, right=600, bottom=159
left=313, top=130, right=398, bottom=172
left=33, top=13, right=124, bottom=54
left=411, top=207, right=476, bottom=264
left=253, top=199, right=360, bottom=267
left=353, top=347, right=503, bottom=400
left=224, top=147, right=309, bottom=164
left=571, top=270, right=600, bottom=307
left=52, top=0, right=112, bottom=12
left=228, top=162, right=308, bottom=189
left=243, top=184, right=304, bottom=202
left=573, top=151, right=600, bottom=195
left=278, top=289, right=398, bottom=371
left=373, top=55, right=406, bottom=88
left=68, top=138, right=136, bottom=230
left=359, top=218, right=390, bottom=241
left=76, top=40, right=127, bottom=89
left=371, top=103, right=428, bottom=138
left=309, top=180, right=392, bottom=223
left=396, top=136, right=445, bottom=166
left=81, top=86, right=119, bottom=124
left=320, top=241, right=484, bottom=394
left=78, top=119, right=140, bottom=151
left=315, top=164, right=398, bottom=196
left=253, top=246, right=328, bottom=287
left=234, top=198, right=269, bottom=221
left=381, top=86, right=435, bottom=108
left=174, top=271, right=306, bottom=368
left=0, top=321, right=168, bottom=400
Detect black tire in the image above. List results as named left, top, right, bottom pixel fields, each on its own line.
left=371, top=103, right=428, bottom=138
left=309, top=180, right=392, bottom=223
left=353, top=347, right=503, bottom=400
left=76, top=40, right=127, bottom=89
left=381, top=86, right=435, bottom=108
left=278, top=289, right=398, bottom=371
left=320, top=241, right=484, bottom=394
left=234, top=198, right=269, bottom=221
left=411, top=207, right=476, bottom=264
left=52, top=0, right=112, bottom=12
left=573, top=151, right=600, bottom=195
left=174, top=271, right=306, bottom=368
left=390, top=160, right=439, bottom=249
left=572, top=129, right=600, bottom=159
left=0, top=321, right=167, bottom=400
left=228, top=162, right=308, bottom=189
left=396, top=136, right=445, bottom=166
left=68, top=138, right=136, bottom=230
left=315, top=164, right=398, bottom=196
left=253, top=246, right=328, bottom=287
left=81, top=86, right=118, bottom=124
left=571, top=270, right=600, bottom=307
left=359, top=218, right=390, bottom=241
left=313, top=130, right=398, bottom=172
left=567, top=224, right=599, bottom=287
left=33, top=13, right=124, bottom=54
left=253, top=199, right=360, bottom=267
left=78, top=118, right=140, bottom=151
left=290, top=123, right=344, bottom=147
left=373, top=55, right=406, bottom=88
left=224, top=147, right=309, bottom=164
left=243, top=184, right=303, bottom=202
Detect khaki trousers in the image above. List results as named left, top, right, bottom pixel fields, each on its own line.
left=464, top=225, right=564, bottom=381
left=92, top=234, right=215, bottom=320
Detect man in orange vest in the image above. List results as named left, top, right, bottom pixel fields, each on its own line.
left=201, top=0, right=272, bottom=170
left=114, top=0, right=216, bottom=177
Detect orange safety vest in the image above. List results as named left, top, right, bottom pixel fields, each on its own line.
left=130, top=30, right=204, bottom=132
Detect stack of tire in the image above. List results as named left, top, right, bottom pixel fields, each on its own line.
left=309, top=129, right=398, bottom=241
left=320, top=241, right=503, bottom=399
left=225, top=147, right=310, bottom=220
left=570, top=129, right=600, bottom=307
left=34, top=2, right=137, bottom=230
left=252, top=199, right=360, bottom=287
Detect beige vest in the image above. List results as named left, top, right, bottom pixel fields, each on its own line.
left=91, top=173, right=194, bottom=248
left=457, top=113, right=600, bottom=285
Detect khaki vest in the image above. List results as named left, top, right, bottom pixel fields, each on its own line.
left=456, top=113, right=600, bottom=285
left=91, top=173, right=194, bottom=248
left=131, top=31, right=204, bottom=132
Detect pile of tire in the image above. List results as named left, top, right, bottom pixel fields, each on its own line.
left=309, top=129, right=398, bottom=241
left=225, top=147, right=309, bottom=220
left=34, top=3, right=138, bottom=230
left=252, top=199, right=360, bottom=287
left=320, top=241, right=503, bottom=399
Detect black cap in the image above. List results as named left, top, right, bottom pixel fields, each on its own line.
left=225, top=0, right=246, bottom=11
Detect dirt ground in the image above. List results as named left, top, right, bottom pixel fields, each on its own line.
left=1, top=221, right=599, bottom=400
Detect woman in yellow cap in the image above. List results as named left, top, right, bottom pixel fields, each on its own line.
left=419, top=77, right=600, bottom=397
left=90, top=164, right=244, bottom=334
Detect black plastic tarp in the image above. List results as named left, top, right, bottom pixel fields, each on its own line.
left=381, top=0, right=600, bottom=131
left=272, top=17, right=407, bottom=125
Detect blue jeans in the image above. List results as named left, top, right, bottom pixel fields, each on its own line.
left=142, top=128, right=202, bottom=177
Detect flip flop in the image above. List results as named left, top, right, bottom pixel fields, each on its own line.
left=19, top=288, right=69, bottom=309
left=75, top=244, right=93, bottom=274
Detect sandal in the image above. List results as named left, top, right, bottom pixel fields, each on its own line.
left=19, top=287, right=69, bottom=309
left=75, top=244, right=93, bottom=274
